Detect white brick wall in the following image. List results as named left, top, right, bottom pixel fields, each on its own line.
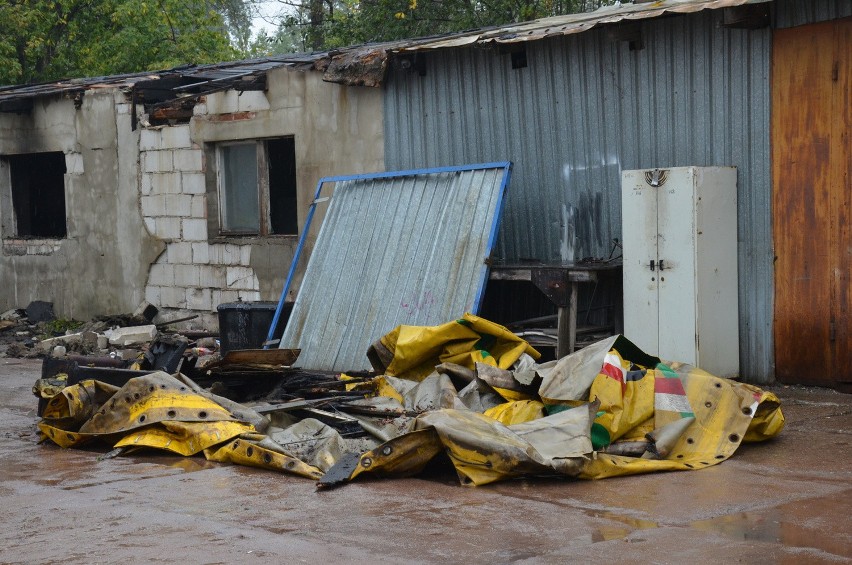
left=65, top=153, right=84, bottom=175
left=140, top=125, right=260, bottom=320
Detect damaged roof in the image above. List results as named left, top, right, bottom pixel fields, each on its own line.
left=0, top=0, right=770, bottom=110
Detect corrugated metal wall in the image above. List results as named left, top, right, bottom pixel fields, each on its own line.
left=384, top=9, right=775, bottom=381
left=382, top=0, right=850, bottom=382
left=774, top=0, right=852, bottom=28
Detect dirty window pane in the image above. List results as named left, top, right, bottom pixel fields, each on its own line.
left=221, top=143, right=259, bottom=233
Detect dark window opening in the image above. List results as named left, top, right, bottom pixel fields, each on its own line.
left=268, top=137, right=298, bottom=235
left=8, top=152, right=67, bottom=238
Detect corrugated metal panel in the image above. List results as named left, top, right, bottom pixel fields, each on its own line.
left=280, top=164, right=511, bottom=371
left=384, top=9, right=775, bottom=382
left=774, top=0, right=852, bottom=28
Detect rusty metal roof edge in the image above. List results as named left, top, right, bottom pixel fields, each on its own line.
left=389, top=0, right=771, bottom=51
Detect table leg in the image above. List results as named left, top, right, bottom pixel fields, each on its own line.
left=556, top=282, right=579, bottom=359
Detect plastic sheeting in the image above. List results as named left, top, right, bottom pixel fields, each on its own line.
left=37, top=317, right=784, bottom=488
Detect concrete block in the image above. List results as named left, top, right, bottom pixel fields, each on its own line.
left=107, top=325, right=157, bottom=346
left=141, top=175, right=154, bottom=195
left=39, top=333, right=82, bottom=352
left=158, top=286, right=187, bottom=309
left=237, top=91, right=271, bottom=112
left=145, top=285, right=162, bottom=306
left=186, top=287, right=213, bottom=311
left=154, top=218, right=181, bottom=240
left=201, top=265, right=227, bottom=287
left=174, top=264, right=201, bottom=287
left=193, top=102, right=208, bottom=116
left=141, top=195, right=167, bottom=217
left=206, top=91, right=239, bottom=115
left=143, top=217, right=156, bottom=235
left=226, top=266, right=257, bottom=290
left=192, top=242, right=210, bottom=264
left=52, top=345, right=67, bottom=357
left=142, top=150, right=173, bottom=173
left=182, top=218, right=207, bottom=241
left=182, top=172, right=207, bottom=195
left=160, top=125, right=191, bottom=150
left=150, top=172, right=182, bottom=195
left=238, top=290, right=261, bottom=302
left=163, top=194, right=192, bottom=216
left=212, top=289, right=240, bottom=308
left=116, top=103, right=131, bottom=115
left=140, top=128, right=161, bottom=151
left=239, top=245, right=252, bottom=266
left=190, top=195, right=206, bottom=218
left=173, top=149, right=203, bottom=172
left=132, top=302, right=158, bottom=322
left=64, top=153, right=84, bottom=175
left=166, top=242, right=193, bottom=264
left=120, top=349, right=142, bottom=361
left=223, top=244, right=242, bottom=264
left=148, top=263, right=175, bottom=286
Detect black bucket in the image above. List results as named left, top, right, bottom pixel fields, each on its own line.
left=217, top=301, right=292, bottom=355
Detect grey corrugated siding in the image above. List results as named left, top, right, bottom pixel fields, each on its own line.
left=281, top=167, right=508, bottom=371
left=384, top=9, right=775, bottom=382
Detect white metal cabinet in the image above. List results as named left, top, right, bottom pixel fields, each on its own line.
left=622, top=166, right=739, bottom=378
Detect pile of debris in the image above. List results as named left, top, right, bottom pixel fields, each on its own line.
left=33, top=313, right=786, bottom=488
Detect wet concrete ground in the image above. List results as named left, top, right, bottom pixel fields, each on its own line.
left=1, top=357, right=850, bottom=564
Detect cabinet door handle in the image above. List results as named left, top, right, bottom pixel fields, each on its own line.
left=658, top=259, right=665, bottom=271
left=649, top=259, right=655, bottom=271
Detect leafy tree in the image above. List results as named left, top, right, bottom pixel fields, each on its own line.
left=0, top=0, right=242, bottom=86
left=261, top=0, right=609, bottom=53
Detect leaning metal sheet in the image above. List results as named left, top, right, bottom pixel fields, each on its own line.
left=280, top=163, right=511, bottom=371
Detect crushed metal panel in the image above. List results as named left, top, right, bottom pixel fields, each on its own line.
left=279, top=163, right=512, bottom=372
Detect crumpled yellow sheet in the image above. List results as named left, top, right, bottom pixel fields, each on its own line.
left=37, top=317, right=784, bottom=488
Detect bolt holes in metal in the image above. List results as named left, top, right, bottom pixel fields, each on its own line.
left=381, top=446, right=393, bottom=456
left=729, top=434, right=740, bottom=443
left=198, top=411, right=207, bottom=419
left=742, top=407, right=752, bottom=416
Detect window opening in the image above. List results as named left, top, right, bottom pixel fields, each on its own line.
left=7, top=152, right=67, bottom=238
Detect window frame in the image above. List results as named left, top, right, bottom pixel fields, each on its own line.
left=215, top=137, right=297, bottom=238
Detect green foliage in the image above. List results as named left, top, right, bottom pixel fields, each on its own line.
left=0, top=0, right=239, bottom=86
left=39, top=318, right=84, bottom=338
left=264, top=0, right=609, bottom=53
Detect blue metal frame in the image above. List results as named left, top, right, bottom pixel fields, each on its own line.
left=265, top=161, right=513, bottom=348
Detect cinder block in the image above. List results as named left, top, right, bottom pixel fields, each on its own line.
left=186, top=287, right=213, bottom=311
left=155, top=217, right=181, bottom=240
left=222, top=244, right=242, bottom=264
left=148, top=263, right=175, bottom=286
left=192, top=242, right=210, bottom=264
left=182, top=172, right=207, bottom=195
left=239, top=245, right=252, bottom=266
left=211, top=289, right=240, bottom=308
left=193, top=102, right=208, bottom=116
left=163, top=194, right=192, bottom=217
left=160, top=125, right=191, bottom=150
left=150, top=172, right=182, bottom=195
left=226, top=266, right=257, bottom=290
left=190, top=195, right=206, bottom=218
left=173, top=149, right=203, bottom=172
left=143, top=217, right=156, bottom=235
left=237, top=91, right=271, bottom=112
left=145, top=285, right=162, bottom=306
left=238, top=290, right=261, bottom=302
left=201, top=265, right=227, bottom=287
left=142, top=150, right=173, bottom=173
left=159, top=286, right=187, bottom=308
left=141, top=175, right=153, bottom=195
left=174, top=264, right=201, bottom=287
left=166, top=242, right=193, bottom=264
left=182, top=218, right=208, bottom=241
left=140, top=195, right=167, bottom=217
left=140, top=128, right=161, bottom=151
left=107, top=325, right=157, bottom=346
left=64, top=153, right=84, bottom=175
left=205, top=91, right=239, bottom=115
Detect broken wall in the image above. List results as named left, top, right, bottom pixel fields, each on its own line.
left=0, top=91, right=163, bottom=319
left=142, top=67, right=384, bottom=328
